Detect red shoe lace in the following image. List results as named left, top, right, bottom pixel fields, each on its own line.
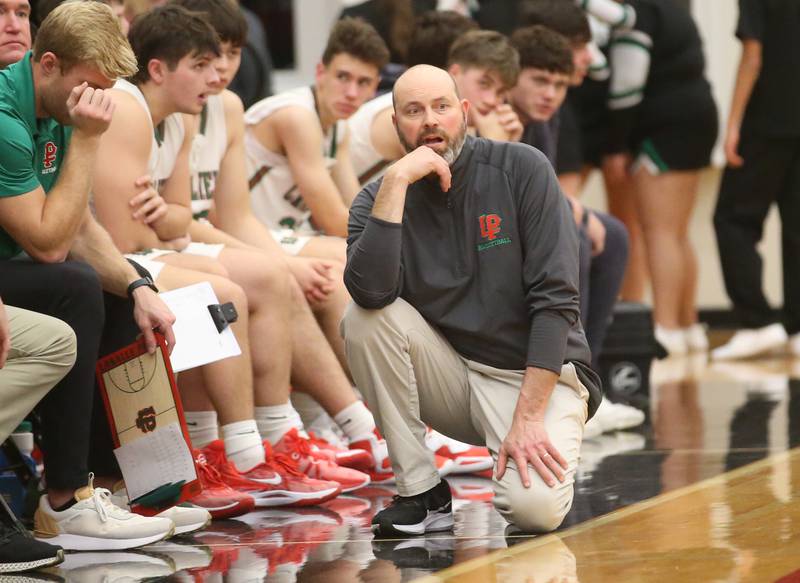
left=283, top=429, right=313, bottom=456
left=263, top=439, right=306, bottom=478
left=194, top=451, right=229, bottom=489
left=307, top=431, right=332, bottom=449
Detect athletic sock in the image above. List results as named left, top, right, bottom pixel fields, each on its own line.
left=255, top=402, right=308, bottom=445
left=185, top=410, right=219, bottom=448
left=290, top=391, right=327, bottom=427
left=333, top=400, right=376, bottom=442
left=221, top=419, right=265, bottom=473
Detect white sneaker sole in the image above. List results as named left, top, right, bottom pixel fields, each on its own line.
left=373, top=510, right=454, bottom=536
left=35, top=526, right=173, bottom=552
left=251, top=485, right=341, bottom=507
left=0, top=551, right=64, bottom=573
left=172, top=515, right=212, bottom=536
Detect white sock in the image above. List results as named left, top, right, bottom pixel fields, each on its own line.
left=221, top=419, right=265, bottom=472
left=255, top=402, right=307, bottom=445
left=290, top=391, right=327, bottom=427
left=333, top=400, right=376, bottom=442
left=184, top=410, right=219, bottom=448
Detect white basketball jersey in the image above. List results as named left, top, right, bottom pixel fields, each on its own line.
left=347, top=92, right=394, bottom=187
left=190, top=93, right=227, bottom=218
left=243, top=86, right=345, bottom=232
left=113, top=79, right=185, bottom=190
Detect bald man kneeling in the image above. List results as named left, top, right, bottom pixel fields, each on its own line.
left=341, top=65, right=603, bottom=536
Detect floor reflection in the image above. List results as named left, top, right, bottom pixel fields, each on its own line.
left=31, top=356, right=800, bottom=582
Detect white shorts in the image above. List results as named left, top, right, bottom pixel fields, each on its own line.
left=270, top=229, right=312, bottom=256
left=125, top=242, right=226, bottom=282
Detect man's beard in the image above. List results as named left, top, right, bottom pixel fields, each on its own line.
left=399, top=115, right=468, bottom=165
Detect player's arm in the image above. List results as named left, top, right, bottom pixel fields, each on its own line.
left=152, top=114, right=194, bottom=241
left=211, top=90, right=287, bottom=257
left=330, top=128, right=361, bottom=207
left=274, top=107, right=350, bottom=238
left=91, top=90, right=156, bottom=253
left=0, top=85, right=114, bottom=263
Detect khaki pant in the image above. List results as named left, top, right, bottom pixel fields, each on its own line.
left=0, top=306, right=77, bottom=443
left=341, top=299, right=589, bottom=533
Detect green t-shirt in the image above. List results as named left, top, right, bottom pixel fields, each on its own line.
left=0, top=52, right=71, bottom=259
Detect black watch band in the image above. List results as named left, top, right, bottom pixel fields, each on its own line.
left=127, top=277, right=158, bottom=299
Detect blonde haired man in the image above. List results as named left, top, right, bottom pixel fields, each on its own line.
left=0, top=1, right=179, bottom=551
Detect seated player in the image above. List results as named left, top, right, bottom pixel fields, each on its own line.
left=243, top=18, right=388, bottom=245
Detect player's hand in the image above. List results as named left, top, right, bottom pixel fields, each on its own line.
left=0, top=297, right=9, bottom=369
left=131, top=287, right=176, bottom=354
left=725, top=125, right=744, bottom=168
left=288, top=256, right=335, bottom=304
left=497, top=417, right=567, bottom=489
left=130, top=175, right=168, bottom=225
left=67, top=82, right=115, bottom=137
left=390, top=146, right=452, bottom=192
left=471, top=107, right=507, bottom=141
left=586, top=211, right=607, bottom=256
left=495, top=104, right=524, bottom=142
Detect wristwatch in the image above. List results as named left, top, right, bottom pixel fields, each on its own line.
left=126, top=275, right=158, bottom=299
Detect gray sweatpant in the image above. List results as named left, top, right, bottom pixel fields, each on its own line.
left=341, top=298, right=589, bottom=533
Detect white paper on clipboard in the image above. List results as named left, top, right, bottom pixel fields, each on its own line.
left=159, top=281, right=241, bottom=372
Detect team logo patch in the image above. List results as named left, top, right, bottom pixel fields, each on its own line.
left=477, top=213, right=512, bottom=251
left=42, top=141, right=58, bottom=174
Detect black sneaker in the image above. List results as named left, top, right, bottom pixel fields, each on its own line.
left=371, top=479, right=453, bottom=537
left=0, top=521, right=64, bottom=573
left=372, top=537, right=455, bottom=569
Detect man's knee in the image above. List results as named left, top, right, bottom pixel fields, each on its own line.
left=47, top=318, right=78, bottom=371
left=494, top=478, right=572, bottom=533
left=341, top=298, right=418, bottom=345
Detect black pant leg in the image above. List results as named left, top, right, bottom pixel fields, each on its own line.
left=776, top=139, right=800, bottom=334
left=87, top=292, right=142, bottom=479
left=586, top=212, right=629, bottom=368
left=713, top=133, right=793, bottom=329
left=0, top=260, right=104, bottom=490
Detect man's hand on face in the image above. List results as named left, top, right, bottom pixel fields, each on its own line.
left=131, top=286, right=176, bottom=355
left=471, top=107, right=506, bottom=140
left=494, top=104, right=524, bottom=142
left=390, top=145, right=452, bottom=192
left=67, top=82, right=115, bottom=137
left=130, top=175, right=169, bottom=226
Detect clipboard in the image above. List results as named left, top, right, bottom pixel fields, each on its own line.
left=96, top=333, right=201, bottom=516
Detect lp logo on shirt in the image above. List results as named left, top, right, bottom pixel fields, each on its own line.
left=477, top=213, right=511, bottom=252
left=42, top=142, right=58, bottom=174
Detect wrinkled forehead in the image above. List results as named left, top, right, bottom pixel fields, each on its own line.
left=393, top=72, right=459, bottom=111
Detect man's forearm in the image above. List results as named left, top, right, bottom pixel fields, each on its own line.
left=370, top=170, right=409, bottom=223
left=31, top=135, right=102, bottom=258
left=70, top=214, right=140, bottom=296
left=516, top=366, right=559, bottom=422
